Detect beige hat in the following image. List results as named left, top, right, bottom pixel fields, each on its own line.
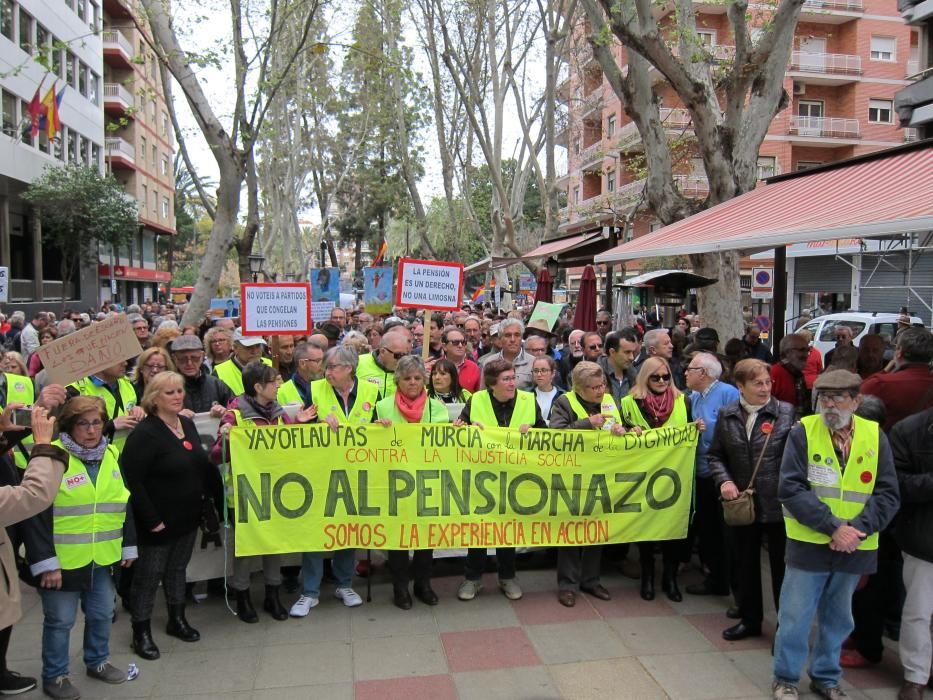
left=523, top=318, right=555, bottom=339
left=813, top=369, right=862, bottom=392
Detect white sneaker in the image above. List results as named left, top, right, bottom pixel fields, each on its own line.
left=289, top=595, right=319, bottom=617
left=334, top=587, right=363, bottom=607
left=457, top=579, right=482, bottom=601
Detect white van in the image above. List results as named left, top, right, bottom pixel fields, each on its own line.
left=797, top=312, right=925, bottom=360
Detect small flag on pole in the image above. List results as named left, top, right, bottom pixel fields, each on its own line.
left=471, top=284, right=485, bottom=302
left=372, top=239, right=388, bottom=267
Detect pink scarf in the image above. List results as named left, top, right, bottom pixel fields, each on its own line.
left=642, top=388, right=675, bottom=425
left=395, top=390, right=427, bottom=423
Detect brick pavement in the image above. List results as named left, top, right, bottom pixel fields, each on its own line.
left=7, top=559, right=905, bottom=699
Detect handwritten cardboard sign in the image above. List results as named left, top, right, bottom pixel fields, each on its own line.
left=37, top=314, right=141, bottom=387
left=395, top=258, right=464, bottom=311
left=240, top=283, right=312, bottom=336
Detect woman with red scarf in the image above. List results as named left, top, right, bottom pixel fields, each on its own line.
left=621, top=357, right=701, bottom=603
left=374, top=355, right=449, bottom=609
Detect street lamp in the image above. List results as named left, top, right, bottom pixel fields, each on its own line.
left=546, top=256, right=559, bottom=281
left=248, top=253, right=265, bottom=283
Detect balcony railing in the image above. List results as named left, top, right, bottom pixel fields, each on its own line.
left=788, top=116, right=861, bottom=139
left=907, top=59, right=920, bottom=76
left=103, top=82, right=134, bottom=108
left=578, top=141, right=604, bottom=169
left=904, top=128, right=920, bottom=142
left=802, top=0, right=863, bottom=11
left=101, top=29, right=134, bottom=59
left=789, top=51, right=862, bottom=75
left=674, top=174, right=710, bottom=198
left=105, top=137, right=136, bottom=162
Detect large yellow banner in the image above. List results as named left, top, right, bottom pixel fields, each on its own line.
left=229, top=422, right=699, bottom=556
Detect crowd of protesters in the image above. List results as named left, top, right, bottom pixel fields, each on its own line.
left=0, top=297, right=931, bottom=700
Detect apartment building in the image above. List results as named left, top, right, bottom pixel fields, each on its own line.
left=100, top=0, right=174, bottom=304
left=895, top=0, right=933, bottom=136
left=557, top=0, right=918, bottom=313
left=0, top=0, right=104, bottom=311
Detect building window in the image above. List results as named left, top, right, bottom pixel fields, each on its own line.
left=161, top=156, right=168, bottom=176
left=152, top=190, right=158, bottom=214
left=66, top=52, right=76, bottom=89
left=78, top=62, right=89, bottom=98
left=19, top=99, right=30, bottom=144
left=140, top=136, right=147, bottom=164
left=162, top=196, right=169, bottom=219
left=649, top=221, right=663, bottom=233
left=0, top=0, right=12, bottom=41
left=75, top=0, right=86, bottom=21
left=141, top=184, right=148, bottom=212
left=80, top=136, right=89, bottom=164
left=796, top=160, right=823, bottom=171
left=573, top=186, right=580, bottom=204
left=697, top=29, right=716, bottom=46
left=607, top=115, right=616, bottom=138
left=88, top=0, right=99, bottom=31
left=606, top=169, right=615, bottom=192
left=868, top=98, right=893, bottom=123
left=36, top=24, right=49, bottom=53
left=150, top=98, right=156, bottom=120
left=757, top=156, right=777, bottom=179
left=19, top=10, right=34, bottom=54
left=67, top=130, right=77, bottom=162
left=162, top=111, right=169, bottom=137
left=89, top=72, right=99, bottom=105
left=51, top=40, right=63, bottom=78
left=151, top=144, right=157, bottom=167
left=91, top=142, right=101, bottom=169
left=1, top=90, right=15, bottom=137
left=870, top=36, right=896, bottom=61
left=53, top=131, right=64, bottom=161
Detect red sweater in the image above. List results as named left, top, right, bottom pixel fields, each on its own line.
left=861, top=363, right=933, bottom=432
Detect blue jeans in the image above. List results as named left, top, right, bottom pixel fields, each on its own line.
left=773, top=565, right=861, bottom=689
left=300, top=550, right=355, bottom=598
left=39, top=567, right=115, bottom=680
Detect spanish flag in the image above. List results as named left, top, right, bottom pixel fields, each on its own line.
left=471, top=284, right=485, bottom=302
left=372, top=238, right=388, bottom=267
left=39, top=84, right=62, bottom=139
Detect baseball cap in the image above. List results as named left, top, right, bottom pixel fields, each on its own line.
left=232, top=328, right=267, bottom=347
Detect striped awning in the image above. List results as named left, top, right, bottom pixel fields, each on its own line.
left=594, top=142, right=933, bottom=263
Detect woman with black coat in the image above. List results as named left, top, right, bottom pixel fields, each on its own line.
left=708, top=358, right=796, bottom=642
left=121, top=372, right=223, bottom=661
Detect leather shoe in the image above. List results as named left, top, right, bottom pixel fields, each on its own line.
left=393, top=589, right=413, bottom=610
left=413, top=586, right=439, bottom=606
left=722, top=622, right=761, bottom=641
left=685, top=581, right=729, bottom=596
left=898, top=680, right=925, bottom=700
left=558, top=590, right=576, bottom=607
left=640, top=574, right=655, bottom=601
left=726, top=605, right=741, bottom=619
left=581, top=584, right=611, bottom=601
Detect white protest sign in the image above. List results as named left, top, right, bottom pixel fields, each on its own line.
left=395, top=257, right=464, bottom=311
left=240, top=283, right=311, bottom=336
left=37, top=314, right=141, bottom=386
left=0, top=267, right=7, bottom=303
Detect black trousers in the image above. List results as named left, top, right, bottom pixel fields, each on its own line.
left=638, top=541, right=682, bottom=574
left=557, top=546, right=602, bottom=591
left=388, top=550, right=433, bottom=590
left=852, top=528, right=903, bottom=662
left=0, top=625, right=11, bottom=674
left=130, top=530, right=197, bottom=622
left=693, top=476, right=728, bottom=589
left=465, top=548, right=516, bottom=581
left=728, top=520, right=785, bottom=628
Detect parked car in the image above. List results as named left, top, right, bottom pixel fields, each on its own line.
left=798, top=312, right=925, bottom=360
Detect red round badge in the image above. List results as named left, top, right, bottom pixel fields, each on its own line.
left=860, top=470, right=872, bottom=484
left=761, top=422, right=773, bottom=435
left=182, top=440, right=193, bottom=451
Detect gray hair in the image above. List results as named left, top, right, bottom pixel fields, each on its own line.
left=395, top=354, right=426, bottom=380
left=643, top=328, right=669, bottom=352
left=293, top=342, right=323, bottom=362
left=779, top=333, right=807, bottom=356
left=324, top=345, right=359, bottom=372
left=897, top=327, right=933, bottom=363
left=56, top=319, right=77, bottom=337
left=691, top=352, right=722, bottom=380
left=499, top=318, right=524, bottom=335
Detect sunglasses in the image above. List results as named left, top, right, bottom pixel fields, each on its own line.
left=384, top=349, right=406, bottom=360
left=587, top=344, right=603, bottom=350
left=596, top=320, right=610, bottom=326
left=649, top=373, right=672, bottom=382
left=447, top=339, right=466, bottom=346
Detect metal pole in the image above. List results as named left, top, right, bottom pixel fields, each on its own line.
left=772, top=246, right=788, bottom=351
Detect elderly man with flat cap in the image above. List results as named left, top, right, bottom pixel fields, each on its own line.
left=771, top=369, right=900, bottom=700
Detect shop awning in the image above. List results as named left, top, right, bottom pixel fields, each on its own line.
left=521, top=231, right=605, bottom=260
left=594, top=142, right=933, bottom=264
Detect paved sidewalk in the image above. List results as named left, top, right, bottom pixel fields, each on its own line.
left=8, top=561, right=904, bottom=699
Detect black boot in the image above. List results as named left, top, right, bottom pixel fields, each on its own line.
left=235, top=589, right=259, bottom=623
left=263, top=585, right=288, bottom=621
left=131, top=620, right=160, bottom=660
left=661, top=565, right=682, bottom=602
left=640, top=568, right=655, bottom=601
left=166, top=604, right=201, bottom=641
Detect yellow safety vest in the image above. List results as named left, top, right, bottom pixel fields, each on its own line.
left=375, top=395, right=450, bottom=424
left=277, top=379, right=307, bottom=408
left=356, top=352, right=396, bottom=401
left=783, top=414, right=880, bottom=551
left=4, top=373, right=36, bottom=468
left=311, top=378, right=379, bottom=426
left=565, top=392, right=623, bottom=429
left=468, top=389, right=536, bottom=428
left=67, top=376, right=138, bottom=452
left=620, top=393, right=688, bottom=429
left=213, top=357, right=273, bottom=396
left=51, top=440, right=129, bottom=570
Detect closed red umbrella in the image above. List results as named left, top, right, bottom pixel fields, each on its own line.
left=534, top=268, right=553, bottom=304
left=572, top=264, right=598, bottom=332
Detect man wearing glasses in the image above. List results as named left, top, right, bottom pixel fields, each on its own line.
left=772, top=370, right=899, bottom=700
left=356, top=328, right=411, bottom=401
left=581, top=332, right=604, bottom=362
left=170, top=335, right=233, bottom=418
left=441, top=328, right=480, bottom=393
left=278, top=342, right=325, bottom=410
left=824, top=326, right=854, bottom=369
left=596, top=310, right=612, bottom=339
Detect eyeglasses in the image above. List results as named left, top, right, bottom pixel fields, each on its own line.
left=817, top=391, right=851, bottom=405
left=596, top=320, right=610, bottom=326
left=649, top=373, right=672, bottom=382
left=456, top=324, right=465, bottom=329
left=382, top=349, right=406, bottom=360
left=143, top=363, right=166, bottom=372
left=685, top=367, right=705, bottom=374
left=587, top=344, right=603, bottom=350
left=210, top=339, right=229, bottom=345
left=446, top=339, right=466, bottom=346
left=174, top=354, right=203, bottom=365
left=75, top=419, right=104, bottom=430
left=532, top=368, right=552, bottom=375
left=587, top=382, right=607, bottom=390
left=300, top=357, right=322, bottom=364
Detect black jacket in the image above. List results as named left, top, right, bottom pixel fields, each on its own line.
left=183, top=368, right=235, bottom=414
left=892, top=408, right=933, bottom=563
left=707, top=397, right=796, bottom=524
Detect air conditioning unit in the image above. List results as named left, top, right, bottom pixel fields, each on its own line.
left=793, top=82, right=806, bottom=96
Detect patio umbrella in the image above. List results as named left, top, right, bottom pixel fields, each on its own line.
left=534, top=268, right=553, bottom=304
left=572, top=264, right=598, bottom=333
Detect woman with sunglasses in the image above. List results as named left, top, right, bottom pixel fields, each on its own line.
left=621, top=357, right=702, bottom=602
